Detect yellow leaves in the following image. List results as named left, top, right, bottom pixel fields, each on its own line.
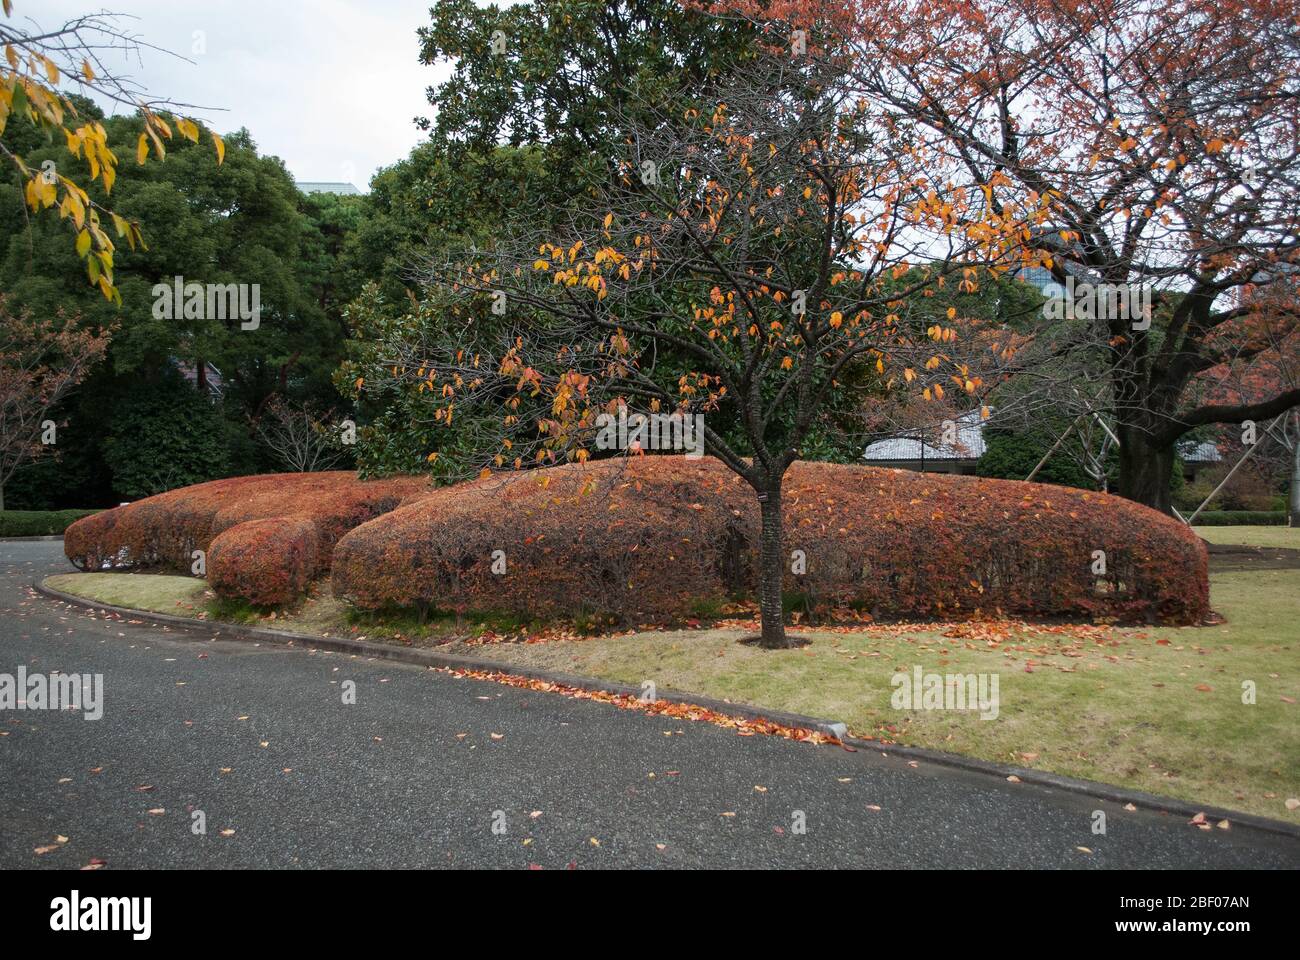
left=80, top=59, right=94, bottom=82
left=74, top=228, right=90, bottom=257
left=603, top=211, right=613, bottom=229
left=60, top=190, right=86, bottom=229
left=780, top=356, right=793, bottom=370
left=829, top=310, right=843, bottom=328
left=533, top=259, right=550, bottom=271
left=175, top=117, right=200, bottom=143
left=23, top=174, right=55, bottom=210
left=136, top=133, right=149, bottom=165
left=212, top=131, right=225, bottom=165
left=354, top=377, right=365, bottom=391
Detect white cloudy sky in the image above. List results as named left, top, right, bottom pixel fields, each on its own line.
left=25, top=0, right=468, bottom=190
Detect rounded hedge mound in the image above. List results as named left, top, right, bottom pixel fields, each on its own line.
left=65, top=472, right=433, bottom=605
left=208, top=517, right=319, bottom=607
left=332, top=457, right=1209, bottom=625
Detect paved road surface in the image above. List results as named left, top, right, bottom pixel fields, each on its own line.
left=2, top=540, right=1296, bottom=869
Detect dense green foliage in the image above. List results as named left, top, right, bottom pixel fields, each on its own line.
left=100, top=373, right=232, bottom=499
left=977, top=425, right=1109, bottom=490
left=1, top=98, right=349, bottom=506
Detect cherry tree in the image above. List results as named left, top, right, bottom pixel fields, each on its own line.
left=356, top=43, right=1020, bottom=646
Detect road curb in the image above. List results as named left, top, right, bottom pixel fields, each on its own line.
left=33, top=577, right=1300, bottom=841
left=1, top=535, right=65, bottom=542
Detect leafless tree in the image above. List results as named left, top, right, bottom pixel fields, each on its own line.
left=253, top=398, right=349, bottom=473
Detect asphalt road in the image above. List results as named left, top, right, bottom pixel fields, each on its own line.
left=1, top=539, right=1296, bottom=869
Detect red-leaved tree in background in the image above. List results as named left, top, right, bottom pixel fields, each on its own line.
left=712, top=0, right=1300, bottom=512
left=0, top=295, right=111, bottom=510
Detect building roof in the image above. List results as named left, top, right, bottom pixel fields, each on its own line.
left=1177, top=439, right=1223, bottom=463
left=862, top=410, right=988, bottom=462
left=296, top=181, right=361, bottom=195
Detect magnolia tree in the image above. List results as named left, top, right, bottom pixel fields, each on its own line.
left=785, top=0, right=1300, bottom=513
left=0, top=296, right=110, bottom=509
left=357, top=45, right=1023, bottom=647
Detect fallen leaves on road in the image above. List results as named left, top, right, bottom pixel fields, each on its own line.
left=437, top=666, right=842, bottom=746
left=34, top=835, right=70, bottom=856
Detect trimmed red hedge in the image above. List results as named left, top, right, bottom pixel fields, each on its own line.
left=208, top=517, right=319, bottom=607
left=64, top=472, right=433, bottom=604
left=332, top=457, right=1209, bottom=625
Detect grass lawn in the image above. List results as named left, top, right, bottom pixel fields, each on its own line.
left=1193, top=524, right=1300, bottom=550
left=46, top=572, right=210, bottom=612
left=45, top=563, right=1299, bottom=822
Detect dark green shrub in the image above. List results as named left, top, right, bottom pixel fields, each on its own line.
left=0, top=509, right=101, bottom=537
left=1192, top=511, right=1287, bottom=526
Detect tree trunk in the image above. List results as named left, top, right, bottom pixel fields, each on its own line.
left=0, top=482, right=5, bottom=512
left=756, top=486, right=789, bottom=648
left=1290, top=439, right=1300, bottom=528
left=1116, top=426, right=1175, bottom=514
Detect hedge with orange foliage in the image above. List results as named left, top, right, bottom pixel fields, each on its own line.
left=207, top=517, right=319, bottom=606
left=332, top=456, right=1209, bottom=625
left=65, top=472, right=433, bottom=605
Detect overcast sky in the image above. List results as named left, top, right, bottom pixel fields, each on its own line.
left=28, top=0, right=464, bottom=190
